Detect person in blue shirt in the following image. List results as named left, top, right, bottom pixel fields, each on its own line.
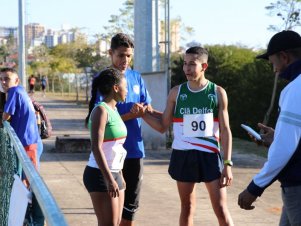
left=0, top=68, right=39, bottom=166
left=0, top=67, right=45, bottom=225
left=86, top=33, right=152, bottom=226
left=40, top=76, right=47, bottom=97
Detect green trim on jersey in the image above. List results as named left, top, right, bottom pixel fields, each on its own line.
left=172, top=81, right=220, bottom=153
left=174, top=81, right=218, bottom=119
left=88, top=102, right=127, bottom=141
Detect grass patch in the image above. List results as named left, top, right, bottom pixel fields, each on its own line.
left=233, top=137, right=268, bottom=158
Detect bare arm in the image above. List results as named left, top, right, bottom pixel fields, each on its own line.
left=90, top=106, right=119, bottom=197
left=217, top=86, right=233, bottom=186
left=121, top=103, right=148, bottom=121
left=121, top=112, right=142, bottom=121
left=142, top=86, right=178, bottom=133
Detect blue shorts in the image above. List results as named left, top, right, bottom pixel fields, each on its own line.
left=83, top=166, right=124, bottom=192
left=168, top=149, right=223, bottom=183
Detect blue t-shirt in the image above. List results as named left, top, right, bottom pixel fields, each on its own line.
left=94, top=69, right=152, bottom=158
left=41, top=78, right=47, bottom=86
left=4, top=85, right=39, bottom=146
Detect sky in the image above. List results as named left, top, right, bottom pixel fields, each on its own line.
left=0, top=0, right=288, bottom=49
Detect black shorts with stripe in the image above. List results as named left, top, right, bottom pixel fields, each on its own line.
left=168, top=149, right=223, bottom=183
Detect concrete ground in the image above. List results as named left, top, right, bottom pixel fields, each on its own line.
left=34, top=93, right=282, bottom=226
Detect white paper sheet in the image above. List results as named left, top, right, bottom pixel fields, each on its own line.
left=8, top=174, right=31, bottom=226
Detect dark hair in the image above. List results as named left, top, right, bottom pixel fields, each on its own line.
left=95, top=68, right=123, bottom=96
left=185, top=46, right=209, bottom=62
left=85, top=68, right=123, bottom=125
left=0, top=67, right=17, bottom=74
left=110, top=33, right=134, bottom=50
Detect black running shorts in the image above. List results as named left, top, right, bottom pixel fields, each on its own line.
left=83, top=166, right=124, bottom=192
left=168, top=149, right=223, bottom=183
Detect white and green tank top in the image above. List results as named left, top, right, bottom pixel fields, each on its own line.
left=87, top=102, right=127, bottom=172
left=172, top=81, right=220, bottom=153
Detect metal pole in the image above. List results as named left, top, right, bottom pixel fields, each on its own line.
left=164, top=0, right=172, bottom=148
left=134, top=0, right=153, bottom=73
left=155, top=0, right=160, bottom=71
left=167, top=0, right=170, bottom=89
left=165, top=0, right=171, bottom=92
left=18, top=0, right=26, bottom=89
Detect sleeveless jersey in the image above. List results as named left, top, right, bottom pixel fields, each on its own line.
left=87, top=102, right=127, bottom=172
left=172, top=81, right=220, bottom=153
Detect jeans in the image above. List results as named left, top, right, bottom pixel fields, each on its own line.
left=37, top=138, right=43, bottom=169
left=279, top=185, right=301, bottom=226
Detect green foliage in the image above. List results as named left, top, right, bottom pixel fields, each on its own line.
left=50, top=43, right=78, bottom=59
left=171, top=53, right=185, bottom=87
left=170, top=45, right=287, bottom=139
left=0, top=46, right=9, bottom=63
left=75, top=47, right=100, bottom=70
left=0, top=34, right=16, bottom=64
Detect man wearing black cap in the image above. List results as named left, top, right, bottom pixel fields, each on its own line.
left=238, top=30, right=301, bottom=226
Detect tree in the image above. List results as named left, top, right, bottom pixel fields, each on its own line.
left=75, top=46, right=102, bottom=102
left=103, top=0, right=134, bottom=38
left=49, top=57, right=78, bottom=94
left=0, top=34, right=17, bottom=64
left=0, top=46, right=9, bottom=63
left=263, top=0, right=300, bottom=124
left=102, top=0, right=194, bottom=45
left=266, top=0, right=301, bottom=31
left=28, top=45, right=51, bottom=82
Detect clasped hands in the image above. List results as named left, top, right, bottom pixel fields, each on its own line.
left=130, top=103, right=153, bottom=117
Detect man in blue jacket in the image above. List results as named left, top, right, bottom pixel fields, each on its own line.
left=238, top=30, right=301, bottom=226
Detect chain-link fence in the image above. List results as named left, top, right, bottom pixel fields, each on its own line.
left=30, top=73, right=94, bottom=103
left=0, top=122, right=68, bottom=226
left=0, top=127, right=20, bottom=226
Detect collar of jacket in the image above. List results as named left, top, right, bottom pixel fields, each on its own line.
left=279, top=59, right=301, bottom=81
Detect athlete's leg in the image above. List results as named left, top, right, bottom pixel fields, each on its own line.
left=177, top=181, right=196, bottom=226
left=118, top=190, right=125, bottom=225
left=90, top=192, right=122, bottom=226
left=205, top=179, right=233, bottom=226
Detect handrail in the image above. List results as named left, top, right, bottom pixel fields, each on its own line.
left=3, top=121, right=68, bottom=226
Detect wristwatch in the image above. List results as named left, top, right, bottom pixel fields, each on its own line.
left=224, top=160, right=233, bottom=167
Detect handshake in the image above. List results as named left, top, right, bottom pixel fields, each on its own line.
left=130, top=103, right=153, bottom=117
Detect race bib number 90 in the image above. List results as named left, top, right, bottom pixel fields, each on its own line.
left=183, top=113, right=214, bottom=137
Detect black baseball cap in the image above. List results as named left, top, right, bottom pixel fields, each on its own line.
left=256, top=30, right=301, bottom=59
